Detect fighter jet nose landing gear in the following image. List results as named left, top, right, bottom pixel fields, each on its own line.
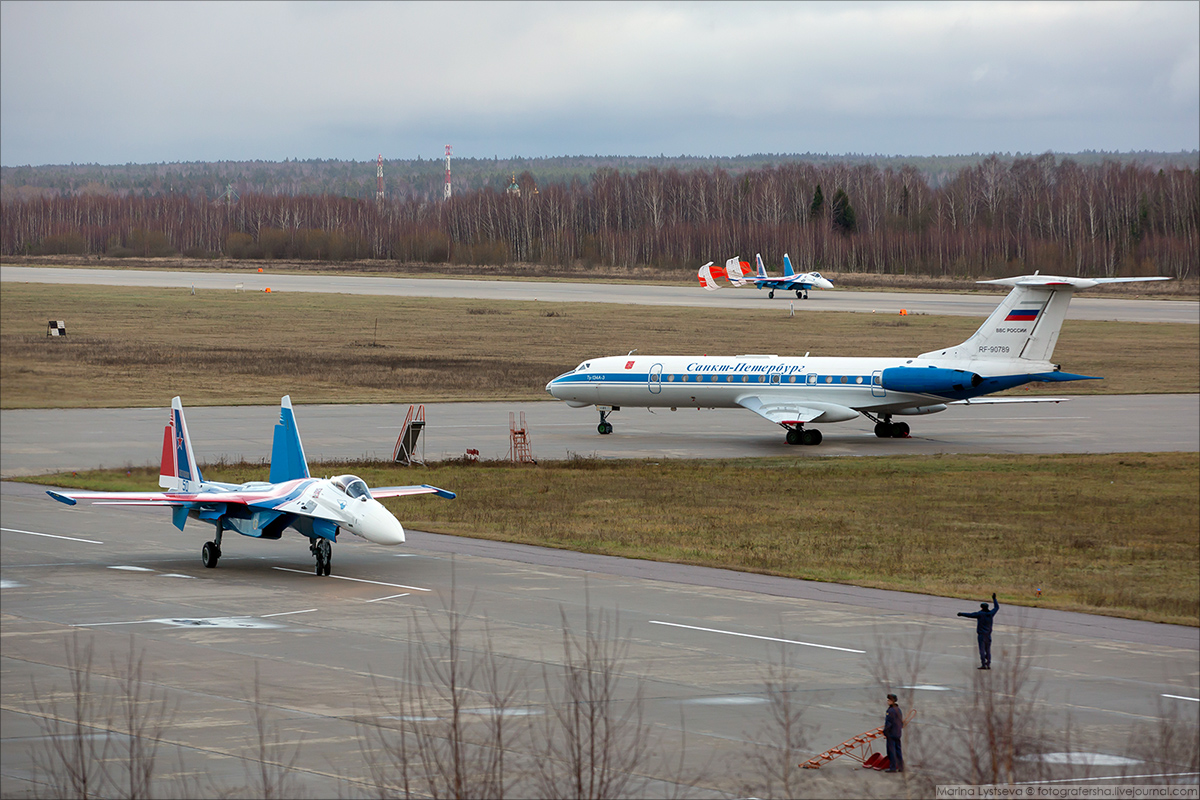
left=310, top=538, right=332, bottom=576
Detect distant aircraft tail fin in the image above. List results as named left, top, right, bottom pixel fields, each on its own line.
left=269, top=395, right=311, bottom=483
left=782, top=253, right=796, bottom=278
left=697, top=261, right=726, bottom=291
left=725, top=256, right=748, bottom=286
left=755, top=253, right=768, bottom=279
left=920, top=274, right=1169, bottom=366
left=159, top=397, right=203, bottom=492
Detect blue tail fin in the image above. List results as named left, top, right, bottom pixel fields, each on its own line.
left=269, top=396, right=310, bottom=483
left=782, top=253, right=796, bottom=278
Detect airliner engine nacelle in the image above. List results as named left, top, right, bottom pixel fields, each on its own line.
left=881, top=367, right=984, bottom=396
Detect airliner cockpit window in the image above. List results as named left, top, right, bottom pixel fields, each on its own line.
left=577, top=361, right=590, bottom=371
left=332, top=475, right=372, bottom=499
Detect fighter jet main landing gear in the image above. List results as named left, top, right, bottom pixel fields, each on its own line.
left=795, top=289, right=809, bottom=299
left=768, top=290, right=775, bottom=299
left=597, top=406, right=619, bottom=435
left=201, top=525, right=223, bottom=568
left=785, top=426, right=823, bottom=446
left=310, top=537, right=332, bottom=576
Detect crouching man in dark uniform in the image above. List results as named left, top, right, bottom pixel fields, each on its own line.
left=884, top=693, right=904, bottom=772
left=958, top=593, right=1000, bottom=669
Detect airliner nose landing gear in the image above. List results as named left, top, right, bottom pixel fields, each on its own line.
left=597, top=406, right=619, bottom=435
left=310, top=538, right=332, bottom=576
left=785, top=426, right=823, bottom=446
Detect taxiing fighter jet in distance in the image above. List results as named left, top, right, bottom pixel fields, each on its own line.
left=698, top=255, right=833, bottom=298
left=46, top=396, right=455, bottom=575
left=738, top=253, right=834, bottom=299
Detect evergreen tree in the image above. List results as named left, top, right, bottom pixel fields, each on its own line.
left=809, top=184, right=825, bottom=219
left=832, top=188, right=857, bottom=234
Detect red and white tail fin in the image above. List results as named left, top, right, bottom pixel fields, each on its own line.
left=755, top=253, right=769, bottom=279
left=725, top=256, right=748, bottom=286
left=159, top=396, right=203, bottom=492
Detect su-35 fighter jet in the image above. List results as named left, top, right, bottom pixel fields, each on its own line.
left=47, top=396, right=455, bottom=575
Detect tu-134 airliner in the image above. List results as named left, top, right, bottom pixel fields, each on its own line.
left=547, top=273, right=1168, bottom=445
left=47, top=396, right=455, bottom=575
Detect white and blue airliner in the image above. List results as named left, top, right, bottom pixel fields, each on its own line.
left=547, top=273, right=1167, bottom=445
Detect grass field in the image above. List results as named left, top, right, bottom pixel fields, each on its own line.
left=24, top=451, right=1199, bottom=626
left=2, top=282, right=1196, bottom=408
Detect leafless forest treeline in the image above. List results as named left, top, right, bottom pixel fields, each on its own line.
left=3, top=155, right=1196, bottom=279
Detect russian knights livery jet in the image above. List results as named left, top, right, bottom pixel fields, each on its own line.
left=46, top=396, right=455, bottom=575
left=698, top=254, right=833, bottom=299
left=548, top=273, right=1168, bottom=445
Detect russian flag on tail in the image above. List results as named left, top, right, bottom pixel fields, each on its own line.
left=1005, top=309, right=1039, bottom=321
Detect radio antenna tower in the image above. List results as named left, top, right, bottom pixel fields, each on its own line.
left=443, top=144, right=452, bottom=200
left=376, top=154, right=384, bottom=202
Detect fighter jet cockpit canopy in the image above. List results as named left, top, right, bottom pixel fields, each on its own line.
left=331, top=475, right=372, bottom=500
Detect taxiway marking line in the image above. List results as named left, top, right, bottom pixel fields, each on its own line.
left=649, top=620, right=865, bottom=654
left=261, top=608, right=318, bottom=618
left=366, top=593, right=411, bottom=603
left=1030, top=771, right=1200, bottom=784
left=272, top=567, right=430, bottom=591
left=2, top=527, right=103, bottom=544
left=1162, top=693, right=1200, bottom=702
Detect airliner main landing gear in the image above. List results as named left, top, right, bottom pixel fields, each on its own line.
left=310, top=537, right=332, bottom=576
left=785, top=426, right=823, bottom=446
left=201, top=525, right=223, bottom=568
left=865, top=413, right=910, bottom=438
left=597, top=406, right=619, bottom=435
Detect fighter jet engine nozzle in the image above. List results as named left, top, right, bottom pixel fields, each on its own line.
left=881, top=366, right=984, bottom=397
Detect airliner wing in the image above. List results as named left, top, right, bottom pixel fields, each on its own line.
left=735, top=395, right=829, bottom=426
left=949, top=397, right=1069, bottom=405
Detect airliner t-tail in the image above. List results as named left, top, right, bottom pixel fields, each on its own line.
left=46, top=396, right=455, bottom=575
left=547, top=273, right=1168, bottom=445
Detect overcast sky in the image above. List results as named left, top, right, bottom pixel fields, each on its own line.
left=1, top=1, right=1197, bottom=167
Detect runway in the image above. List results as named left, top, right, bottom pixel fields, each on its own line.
left=3, top=266, right=1198, bottom=796
left=2, top=479, right=1197, bottom=798
left=3, top=265, right=1198, bottom=324
left=2, top=394, right=1197, bottom=477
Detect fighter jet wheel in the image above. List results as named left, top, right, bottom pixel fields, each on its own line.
left=768, top=290, right=775, bottom=299
left=786, top=429, right=802, bottom=445
left=796, top=290, right=803, bottom=299
left=202, top=541, right=220, bottom=569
